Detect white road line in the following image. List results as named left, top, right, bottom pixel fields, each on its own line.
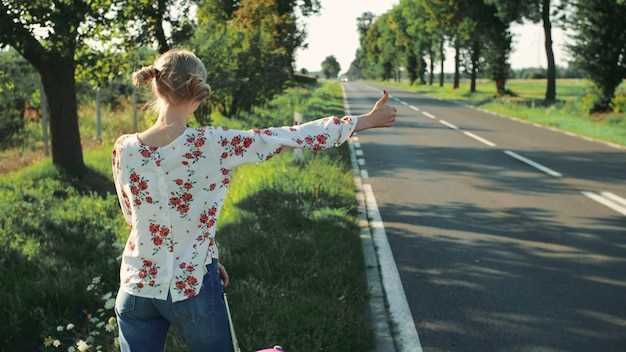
left=356, top=149, right=364, bottom=157
left=400, top=101, right=409, bottom=106
left=360, top=169, right=369, bottom=178
left=357, top=158, right=366, bottom=166
left=422, top=111, right=436, bottom=119
left=504, top=150, right=563, bottom=177
left=600, top=192, right=626, bottom=207
left=463, top=131, right=497, bottom=147
left=409, top=105, right=420, bottom=112
left=354, top=142, right=361, bottom=148
left=439, top=119, right=459, bottom=130
left=363, top=184, right=423, bottom=352
left=582, top=191, right=626, bottom=216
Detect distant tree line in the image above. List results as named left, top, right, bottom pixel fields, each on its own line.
left=347, top=0, right=625, bottom=113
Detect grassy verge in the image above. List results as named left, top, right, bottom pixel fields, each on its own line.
left=0, top=81, right=372, bottom=352
left=367, top=78, right=626, bottom=147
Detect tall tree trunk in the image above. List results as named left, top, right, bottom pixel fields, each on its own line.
left=154, top=0, right=170, bottom=53
left=419, top=55, right=427, bottom=84
left=428, top=45, right=435, bottom=85
left=470, top=40, right=480, bottom=93
left=453, top=37, right=460, bottom=89
left=542, top=0, right=556, bottom=104
left=40, top=59, right=85, bottom=174
left=439, top=37, right=445, bottom=87
left=407, top=52, right=417, bottom=85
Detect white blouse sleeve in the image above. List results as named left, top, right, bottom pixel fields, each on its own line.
left=112, top=136, right=133, bottom=228
left=208, top=114, right=360, bottom=169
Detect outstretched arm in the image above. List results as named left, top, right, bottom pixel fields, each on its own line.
left=206, top=90, right=396, bottom=170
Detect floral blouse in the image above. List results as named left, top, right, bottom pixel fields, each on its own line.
left=111, top=114, right=360, bottom=302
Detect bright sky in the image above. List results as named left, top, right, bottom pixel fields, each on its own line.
left=295, top=0, right=570, bottom=74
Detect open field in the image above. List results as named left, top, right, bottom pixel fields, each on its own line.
left=366, top=78, right=626, bottom=147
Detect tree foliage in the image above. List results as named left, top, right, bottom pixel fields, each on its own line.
left=321, top=55, right=341, bottom=79
left=565, top=0, right=626, bottom=112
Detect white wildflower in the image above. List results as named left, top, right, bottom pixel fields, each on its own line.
left=53, top=340, right=61, bottom=347
left=86, top=284, right=94, bottom=292
left=76, top=339, right=90, bottom=351
left=101, top=292, right=112, bottom=301
left=92, top=276, right=101, bottom=284
left=57, top=325, right=64, bottom=332
left=104, top=298, right=115, bottom=310
left=66, top=323, right=74, bottom=330
left=43, top=336, right=54, bottom=347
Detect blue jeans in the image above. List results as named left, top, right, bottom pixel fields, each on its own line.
left=115, top=260, right=234, bottom=352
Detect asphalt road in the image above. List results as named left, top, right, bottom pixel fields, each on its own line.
left=344, top=81, right=626, bottom=352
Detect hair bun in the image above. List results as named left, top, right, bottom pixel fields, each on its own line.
left=132, top=65, right=160, bottom=86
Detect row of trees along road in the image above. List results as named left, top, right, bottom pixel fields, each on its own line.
left=347, top=0, right=625, bottom=113
left=0, top=0, right=322, bottom=174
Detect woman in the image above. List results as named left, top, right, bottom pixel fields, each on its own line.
left=112, top=48, right=396, bottom=352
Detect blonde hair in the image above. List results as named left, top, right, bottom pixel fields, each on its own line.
left=132, top=48, right=211, bottom=112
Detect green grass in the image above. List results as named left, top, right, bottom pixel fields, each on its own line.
left=1, top=81, right=372, bottom=352
left=367, top=78, right=626, bottom=147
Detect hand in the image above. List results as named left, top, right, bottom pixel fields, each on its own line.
left=218, top=263, right=230, bottom=288
left=357, top=89, right=397, bottom=131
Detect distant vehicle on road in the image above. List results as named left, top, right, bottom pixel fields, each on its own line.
left=341, top=77, right=349, bottom=82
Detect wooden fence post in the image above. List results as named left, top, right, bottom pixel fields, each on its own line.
left=39, top=77, right=50, bottom=156
left=96, top=86, right=102, bottom=143
left=293, top=111, right=303, bottom=162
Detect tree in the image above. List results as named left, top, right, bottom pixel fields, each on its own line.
left=321, top=55, right=341, bottom=79
left=0, top=1, right=197, bottom=173
left=566, top=0, right=626, bottom=112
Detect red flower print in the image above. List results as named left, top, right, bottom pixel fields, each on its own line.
left=147, top=221, right=177, bottom=255
left=231, top=135, right=241, bottom=145
left=176, top=281, right=186, bottom=289
left=221, top=152, right=228, bottom=159
left=127, top=168, right=158, bottom=207
left=186, top=276, right=198, bottom=285
left=243, top=137, right=253, bottom=147
left=332, top=116, right=341, bottom=124
left=181, top=129, right=207, bottom=166
left=134, top=257, right=161, bottom=292
left=184, top=287, right=196, bottom=298
left=138, top=145, right=163, bottom=167
left=209, top=183, right=216, bottom=191
left=263, top=129, right=273, bottom=136
left=169, top=178, right=196, bottom=218
left=197, top=202, right=219, bottom=246
left=179, top=262, right=187, bottom=269
left=316, top=134, right=327, bottom=144
left=305, top=136, right=313, bottom=145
